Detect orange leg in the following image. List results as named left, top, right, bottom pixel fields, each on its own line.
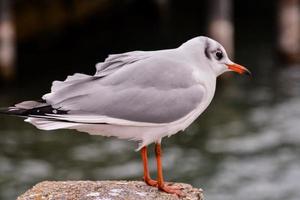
left=155, top=143, right=183, bottom=196
left=141, top=146, right=157, bottom=186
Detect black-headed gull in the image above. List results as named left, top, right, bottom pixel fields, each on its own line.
left=0, top=36, right=250, bottom=196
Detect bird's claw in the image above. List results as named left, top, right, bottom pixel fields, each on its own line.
left=164, top=182, right=182, bottom=190
left=143, top=179, right=184, bottom=196
left=158, top=183, right=184, bottom=197
left=144, top=178, right=158, bottom=187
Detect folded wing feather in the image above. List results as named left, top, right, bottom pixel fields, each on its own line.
left=32, top=50, right=204, bottom=125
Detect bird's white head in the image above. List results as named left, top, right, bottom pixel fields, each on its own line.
left=181, top=36, right=251, bottom=77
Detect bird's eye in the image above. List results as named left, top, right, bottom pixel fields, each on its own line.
left=215, top=51, right=223, bottom=60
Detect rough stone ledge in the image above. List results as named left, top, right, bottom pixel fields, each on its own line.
left=17, top=180, right=204, bottom=200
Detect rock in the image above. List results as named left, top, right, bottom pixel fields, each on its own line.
left=17, top=180, right=204, bottom=200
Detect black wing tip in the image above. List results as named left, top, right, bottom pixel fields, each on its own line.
left=25, top=106, right=68, bottom=116
left=0, top=100, right=68, bottom=117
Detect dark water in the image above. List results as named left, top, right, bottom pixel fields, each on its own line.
left=0, top=48, right=300, bottom=199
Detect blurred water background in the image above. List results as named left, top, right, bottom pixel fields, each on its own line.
left=0, top=0, right=300, bottom=199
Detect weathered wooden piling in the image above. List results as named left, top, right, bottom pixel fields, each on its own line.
left=277, top=0, right=300, bottom=63
left=0, top=0, right=15, bottom=81
left=208, top=0, right=234, bottom=58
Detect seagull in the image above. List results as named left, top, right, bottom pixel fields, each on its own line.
left=0, top=36, right=250, bottom=196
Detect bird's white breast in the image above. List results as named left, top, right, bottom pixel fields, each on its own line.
left=166, top=68, right=216, bottom=134
left=137, top=66, right=217, bottom=147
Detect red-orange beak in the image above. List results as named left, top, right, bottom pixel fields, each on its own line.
left=226, top=63, right=251, bottom=76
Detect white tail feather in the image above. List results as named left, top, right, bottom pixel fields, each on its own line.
left=25, top=117, right=78, bottom=130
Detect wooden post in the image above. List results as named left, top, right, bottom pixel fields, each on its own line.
left=154, top=0, right=171, bottom=34
left=278, top=0, right=300, bottom=63
left=208, top=0, right=234, bottom=58
left=0, top=0, right=16, bottom=81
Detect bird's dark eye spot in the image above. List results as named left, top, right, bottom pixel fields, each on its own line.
left=215, top=51, right=223, bottom=60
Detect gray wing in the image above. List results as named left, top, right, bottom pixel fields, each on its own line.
left=43, top=50, right=205, bottom=124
